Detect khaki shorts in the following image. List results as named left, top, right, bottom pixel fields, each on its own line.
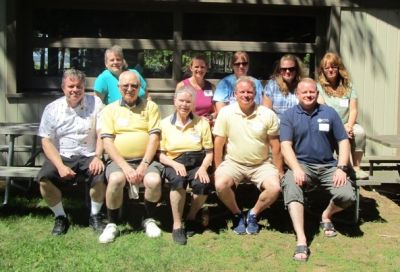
left=215, top=159, right=278, bottom=190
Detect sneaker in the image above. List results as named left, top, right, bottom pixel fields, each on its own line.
left=355, top=169, right=369, bottom=180
left=89, top=213, right=107, bottom=233
left=185, top=220, right=202, bottom=237
left=172, top=228, right=187, bottom=245
left=51, top=216, right=70, bottom=236
left=99, top=223, right=119, bottom=244
left=143, top=218, right=162, bottom=238
left=246, top=212, right=259, bottom=235
left=232, top=213, right=246, bottom=235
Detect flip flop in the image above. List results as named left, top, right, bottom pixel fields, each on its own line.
left=293, top=245, right=310, bottom=262
left=320, top=221, right=337, bottom=238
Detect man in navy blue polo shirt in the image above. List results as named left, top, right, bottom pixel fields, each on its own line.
left=280, top=78, right=355, bottom=262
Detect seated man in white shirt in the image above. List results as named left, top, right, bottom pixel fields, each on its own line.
left=37, top=69, right=106, bottom=236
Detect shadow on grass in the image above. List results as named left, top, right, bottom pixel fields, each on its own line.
left=0, top=181, right=386, bottom=242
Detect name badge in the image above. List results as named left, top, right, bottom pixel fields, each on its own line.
left=339, top=99, right=349, bottom=108
left=116, top=118, right=129, bottom=127
left=319, top=123, right=330, bottom=131
left=251, top=122, right=264, bottom=132
left=204, top=89, right=213, bottom=97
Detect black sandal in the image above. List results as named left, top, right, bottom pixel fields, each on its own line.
left=293, top=245, right=310, bottom=262
left=320, top=221, right=337, bottom=238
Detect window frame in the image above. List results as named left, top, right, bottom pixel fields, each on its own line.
left=6, top=0, right=329, bottom=97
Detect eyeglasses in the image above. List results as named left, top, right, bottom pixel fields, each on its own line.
left=121, top=83, right=139, bottom=90
left=324, top=65, right=338, bottom=71
left=279, top=67, right=296, bottom=73
left=233, top=62, right=249, bottom=67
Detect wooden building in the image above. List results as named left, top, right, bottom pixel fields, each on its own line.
left=0, top=0, right=399, bottom=164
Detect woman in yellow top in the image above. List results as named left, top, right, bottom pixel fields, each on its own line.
left=317, top=52, right=368, bottom=179
left=159, top=87, right=213, bottom=245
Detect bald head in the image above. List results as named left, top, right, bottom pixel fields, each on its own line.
left=118, top=71, right=140, bottom=105
left=296, top=78, right=318, bottom=112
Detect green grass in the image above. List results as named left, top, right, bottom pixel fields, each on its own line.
left=0, top=186, right=400, bottom=272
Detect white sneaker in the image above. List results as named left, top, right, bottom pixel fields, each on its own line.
left=143, top=218, right=161, bottom=238
left=99, top=223, right=119, bottom=243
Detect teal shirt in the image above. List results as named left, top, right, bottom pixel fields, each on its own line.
left=94, top=69, right=147, bottom=105
left=317, top=82, right=357, bottom=124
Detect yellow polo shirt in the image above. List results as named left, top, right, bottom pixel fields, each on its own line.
left=160, top=113, right=213, bottom=159
left=213, top=103, right=279, bottom=165
left=101, top=98, right=161, bottom=159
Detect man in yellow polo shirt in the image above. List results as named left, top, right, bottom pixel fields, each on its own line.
left=99, top=70, right=163, bottom=243
left=213, top=76, right=284, bottom=235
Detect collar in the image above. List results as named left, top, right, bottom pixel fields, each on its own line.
left=170, top=112, right=194, bottom=128
left=295, top=103, right=321, bottom=116
left=233, top=102, right=258, bottom=118
left=63, top=94, right=86, bottom=110
left=119, top=97, right=142, bottom=109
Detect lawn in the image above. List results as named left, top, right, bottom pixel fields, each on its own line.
left=0, top=184, right=399, bottom=272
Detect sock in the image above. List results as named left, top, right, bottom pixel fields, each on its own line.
left=50, top=202, right=66, bottom=218
left=144, top=200, right=157, bottom=219
left=107, top=208, right=120, bottom=224
left=91, top=201, right=103, bottom=215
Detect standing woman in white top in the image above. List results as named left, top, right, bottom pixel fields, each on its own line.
left=317, top=52, right=368, bottom=179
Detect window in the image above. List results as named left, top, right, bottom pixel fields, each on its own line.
left=9, top=1, right=327, bottom=95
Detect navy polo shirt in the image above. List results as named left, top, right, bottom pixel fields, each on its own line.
left=280, top=104, right=348, bottom=165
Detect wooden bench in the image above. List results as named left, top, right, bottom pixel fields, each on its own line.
left=0, top=166, right=41, bottom=205
left=351, top=170, right=400, bottom=224
left=0, top=166, right=40, bottom=178
left=365, top=155, right=400, bottom=175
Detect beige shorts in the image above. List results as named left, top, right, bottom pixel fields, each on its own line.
left=215, top=159, right=279, bottom=190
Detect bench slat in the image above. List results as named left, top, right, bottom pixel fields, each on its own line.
left=0, top=166, right=40, bottom=178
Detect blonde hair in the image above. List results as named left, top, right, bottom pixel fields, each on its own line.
left=271, top=54, right=305, bottom=96
left=317, top=52, right=351, bottom=97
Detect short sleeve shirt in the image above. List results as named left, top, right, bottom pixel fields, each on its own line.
left=182, top=78, right=214, bottom=117
left=100, top=98, right=161, bottom=159
left=317, top=83, right=357, bottom=124
left=93, top=69, right=147, bottom=104
left=280, top=104, right=348, bottom=165
left=264, top=79, right=298, bottom=119
left=38, top=94, right=104, bottom=158
left=213, top=74, right=263, bottom=105
left=213, top=103, right=279, bottom=165
left=160, top=113, right=213, bottom=159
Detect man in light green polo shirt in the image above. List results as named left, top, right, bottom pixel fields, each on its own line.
left=213, top=76, right=284, bottom=235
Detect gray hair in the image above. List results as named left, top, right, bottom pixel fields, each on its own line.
left=104, top=45, right=128, bottom=69
left=234, top=76, right=256, bottom=92
left=61, top=69, right=86, bottom=88
left=174, top=86, right=196, bottom=102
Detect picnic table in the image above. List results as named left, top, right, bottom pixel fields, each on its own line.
left=0, top=122, right=41, bottom=205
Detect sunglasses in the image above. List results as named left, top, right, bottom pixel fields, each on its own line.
left=121, top=83, right=139, bottom=90
left=233, top=62, right=249, bottom=67
left=279, top=67, right=296, bottom=73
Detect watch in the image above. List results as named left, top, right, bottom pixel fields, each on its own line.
left=142, top=158, right=150, bottom=165
left=337, top=165, right=348, bottom=172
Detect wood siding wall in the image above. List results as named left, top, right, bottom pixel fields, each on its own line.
left=340, top=8, right=400, bottom=156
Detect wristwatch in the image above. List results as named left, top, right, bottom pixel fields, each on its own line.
left=337, top=165, right=348, bottom=172
left=142, top=158, right=150, bottom=166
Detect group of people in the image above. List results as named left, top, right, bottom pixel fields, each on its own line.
left=36, top=46, right=365, bottom=262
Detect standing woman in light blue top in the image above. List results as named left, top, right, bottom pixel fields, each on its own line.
left=263, top=54, right=305, bottom=119
left=93, top=45, right=148, bottom=104
left=317, top=52, right=368, bottom=179
left=213, top=51, right=263, bottom=114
